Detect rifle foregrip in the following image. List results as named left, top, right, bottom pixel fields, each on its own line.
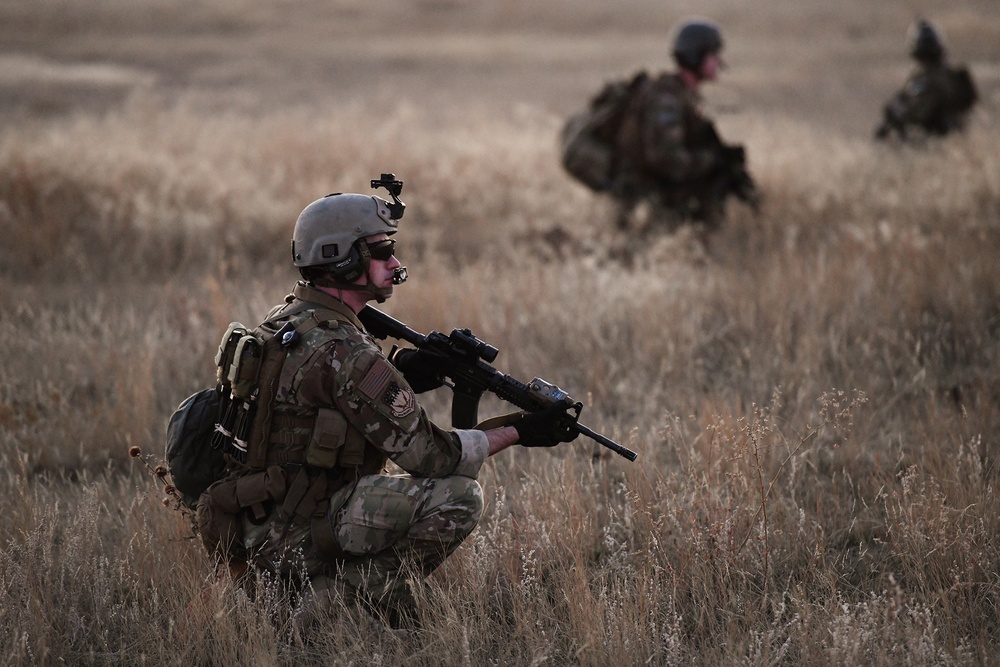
left=492, top=375, right=536, bottom=409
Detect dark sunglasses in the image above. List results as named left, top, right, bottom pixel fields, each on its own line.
left=365, top=239, right=396, bottom=261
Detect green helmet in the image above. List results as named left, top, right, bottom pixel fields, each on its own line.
left=909, top=19, right=945, bottom=63
left=672, top=19, right=724, bottom=71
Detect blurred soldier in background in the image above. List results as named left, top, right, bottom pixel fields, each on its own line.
left=560, top=17, right=758, bottom=237
left=195, top=183, right=578, bottom=630
left=875, top=19, right=978, bottom=141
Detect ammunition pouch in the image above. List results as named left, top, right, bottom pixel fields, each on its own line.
left=306, top=408, right=368, bottom=469
left=261, top=408, right=367, bottom=470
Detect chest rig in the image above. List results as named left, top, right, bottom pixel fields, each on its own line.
left=211, top=288, right=368, bottom=473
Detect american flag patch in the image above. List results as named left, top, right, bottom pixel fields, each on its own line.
left=357, top=357, right=394, bottom=401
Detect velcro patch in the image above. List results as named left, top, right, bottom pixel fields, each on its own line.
left=357, top=357, right=395, bottom=401
left=382, top=382, right=416, bottom=418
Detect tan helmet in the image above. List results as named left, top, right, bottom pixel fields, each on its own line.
left=291, top=193, right=398, bottom=283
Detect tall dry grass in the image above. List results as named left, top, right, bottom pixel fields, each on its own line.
left=1, top=90, right=999, bottom=665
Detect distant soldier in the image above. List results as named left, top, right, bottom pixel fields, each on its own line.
left=560, top=18, right=758, bottom=235
left=875, top=19, right=978, bottom=141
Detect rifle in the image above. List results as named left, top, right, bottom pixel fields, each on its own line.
left=357, top=306, right=638, bottom=462
left=714, top=144, right=760, bottom=210
left=698, top=122, right=760, bottom=215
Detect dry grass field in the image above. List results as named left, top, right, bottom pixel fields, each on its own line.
left=2, top=0, right=1000, bottom=664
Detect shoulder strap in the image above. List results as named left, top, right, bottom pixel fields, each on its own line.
left=244, top=330, right=290, bottom=469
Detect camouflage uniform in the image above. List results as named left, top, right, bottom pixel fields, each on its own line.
left=877, top=62, right=976, bottom=140
left=611, top=72, right=726, bottom=228
left=206, top=281, right=488, bottom=623
left=875, top=18, right=981, bottom=144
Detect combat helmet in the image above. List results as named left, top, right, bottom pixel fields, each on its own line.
left=291, top=177, right=406, bottom=301
left=672, top=19, right=724, bottom=72
left=909, top=19, right=945, bottom=63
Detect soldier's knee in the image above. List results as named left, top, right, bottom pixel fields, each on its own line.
left=442, top=476, right=484, bottom=528
left=396, top=476, right=484, bottom=550
left=425, top=476, right=483, bottom=545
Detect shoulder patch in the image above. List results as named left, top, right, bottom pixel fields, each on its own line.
left=382, top=382, right=416, bottom=418
left=357, top=357, right=395, bottom=401
left=352, top=349, right=418, bottom=422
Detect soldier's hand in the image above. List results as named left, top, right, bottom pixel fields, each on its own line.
left=390, top=347, right=448, bottom=393
left=514, top=399, right=581, bottom=447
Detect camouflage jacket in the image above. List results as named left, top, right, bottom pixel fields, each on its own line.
left=261, top=282, right=489, bottom=481
left=612, top=71, right=719, bottom=189
left=880, top=62, right=976, bottom=137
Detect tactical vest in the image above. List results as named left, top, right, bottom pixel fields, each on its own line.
left=197, top=284, right=376, bottom=566
left=212, top=289, right=368, bottom=472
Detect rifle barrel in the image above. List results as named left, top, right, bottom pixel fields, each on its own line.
left=575, top=422, right=638, bottom=461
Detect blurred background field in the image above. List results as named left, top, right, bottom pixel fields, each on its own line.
left=1, top=0, right=999, bottom=664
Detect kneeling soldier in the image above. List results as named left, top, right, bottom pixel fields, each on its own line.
left=195, top=180, right=577, bottom=629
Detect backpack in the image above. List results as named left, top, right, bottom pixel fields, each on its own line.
left=164, top=319, right=292, bottom=508
left=560, top=71, right=648, bottom=192
left=164, top=299, right=358, bottom=508
left=165, top=387, right=227, bottom=509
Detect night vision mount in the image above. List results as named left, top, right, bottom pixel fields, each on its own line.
left=371, top=173, right=406, bottom=220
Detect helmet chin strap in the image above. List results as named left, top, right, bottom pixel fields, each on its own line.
left=325, top=281, right=392, bottom=303
left=365, top=282, right=394, bottom=303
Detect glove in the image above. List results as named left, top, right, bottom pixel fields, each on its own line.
left=513, top=400, right=581, bottom=448
left=389, top=347, right=447, bottom=393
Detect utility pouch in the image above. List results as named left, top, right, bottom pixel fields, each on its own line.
left=339, top=424, right=367, bottom=468
left=215, top=322, right=247, bottom=387
left=304, top=408, right=368, bottom=469
left=306, top=408, right=348, bottom=468
left=229, top=335, right=263, bottom=400
left=211, top=323, right=248, bottom=454
left=195, top=466, right=288, bottom=562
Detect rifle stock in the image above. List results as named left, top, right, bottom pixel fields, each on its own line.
left=358, top=306, right=638, bottom=461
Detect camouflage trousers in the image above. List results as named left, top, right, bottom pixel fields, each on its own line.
left=243, top=472, right=483, bottom=623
